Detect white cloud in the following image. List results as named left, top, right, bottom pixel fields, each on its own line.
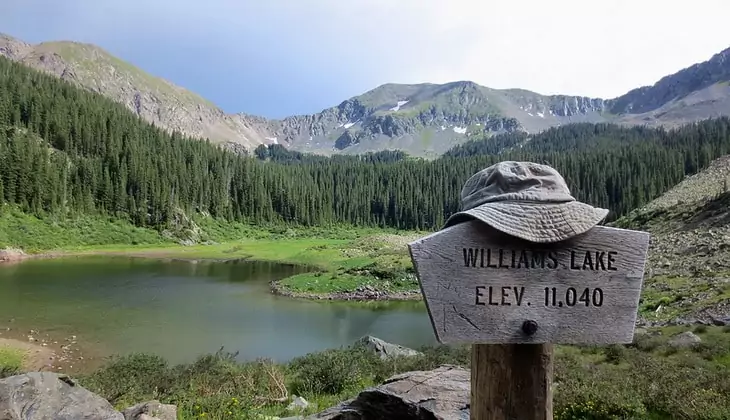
left=284, top=0, right=730, bottom=99
left=239, top=0, right=729, bottom=99
left=3, top=0, right=730, bottom=104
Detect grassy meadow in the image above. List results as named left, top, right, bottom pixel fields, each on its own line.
left=0, top=208, right=426, bottom=299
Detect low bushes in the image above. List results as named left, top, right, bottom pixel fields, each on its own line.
left=77, top=327, right=730, bottom=420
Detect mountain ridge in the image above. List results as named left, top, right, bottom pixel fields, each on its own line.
left=2, top=32, right=729, bottom=157
left=0, top=32, right=275, bottom=152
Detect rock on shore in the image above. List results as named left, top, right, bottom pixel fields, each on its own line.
left=0, top=372, right=176, bottom=420
left=0, top=248, right=26, bottom=263
left=308, top=365, right=470, bottom=420
left=270, top=281, right=422, bottom=301
left=353, top=336, right=422, bottom=359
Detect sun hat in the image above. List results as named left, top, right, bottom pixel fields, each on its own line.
left=443, top=161, right=609, bottom=243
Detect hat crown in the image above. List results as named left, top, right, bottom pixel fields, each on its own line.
left=460, top=161, right=575, bottom=211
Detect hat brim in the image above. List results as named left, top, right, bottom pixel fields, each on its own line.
left=443, top=201, right=610, bottom=243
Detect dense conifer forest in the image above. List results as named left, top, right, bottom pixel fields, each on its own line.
left=1, top=55, right=730, bottom=232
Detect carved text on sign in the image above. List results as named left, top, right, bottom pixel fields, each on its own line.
left=408, top=220, right=651, bottom=345
left=472, top=286, right=605, bottom=308
left=462, top=248, right=618, bottom=271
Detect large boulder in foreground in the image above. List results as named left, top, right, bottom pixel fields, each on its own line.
left=353, top=336, right=422, bottom=359
left=308, top=365, right=470, bottom=420
left=0, top=372, right=123, bottom=420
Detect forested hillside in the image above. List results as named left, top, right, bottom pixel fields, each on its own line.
left=2, top=55, right=730, bottom=234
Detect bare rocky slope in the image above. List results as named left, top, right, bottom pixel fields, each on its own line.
left=612, top=155, right=730, bottom=327
left=2, top=32, right=729, bottom=158
left=0, top=33, right=274, bottom=152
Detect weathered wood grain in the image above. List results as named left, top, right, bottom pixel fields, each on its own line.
left=408, top=220, right=651, bottom=345
left=471, top=343, right=553, bottom=420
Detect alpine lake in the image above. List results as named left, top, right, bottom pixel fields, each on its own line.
left=0, top=256, right=436, bottom=372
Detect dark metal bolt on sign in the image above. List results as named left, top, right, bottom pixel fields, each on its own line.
left=522, top=320, right=538, bottom=336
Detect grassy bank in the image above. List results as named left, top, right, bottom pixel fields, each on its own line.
left=1, top=324, right=715, bottom=420
left=0, top=346, right=23, bottom=377
left=71, top=233, right=425, bottom=301
left=0, top=209, right=427, bottom=300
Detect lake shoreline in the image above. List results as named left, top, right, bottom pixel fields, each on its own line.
left=2, top=237, right=425, bottom=302
left=0, top=327, right=98, bottom=374
left=269, top=279, right=423, bottom=301
left=0, top=337, right=53, bottom=372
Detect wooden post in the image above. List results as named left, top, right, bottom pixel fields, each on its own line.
left=471, top=344, right=553, bottom=420
left=408, top=220, right=650, bottom=420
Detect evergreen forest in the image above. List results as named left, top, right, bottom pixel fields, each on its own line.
left=1, top=55, right=730, bottom=232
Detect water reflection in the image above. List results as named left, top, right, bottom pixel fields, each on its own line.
left=0, top=256, right=436, bottom=364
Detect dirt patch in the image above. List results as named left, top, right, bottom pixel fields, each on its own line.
left=0, top=337, right=53, bottom=371
left=0, top=327, right=102, bottom=374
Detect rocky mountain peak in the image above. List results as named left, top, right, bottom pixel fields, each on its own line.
left=0, top=33, right=31, bottom=60
left=609, top=45, right=730, bottom=116
left=2, top=32, right=729, bottom=158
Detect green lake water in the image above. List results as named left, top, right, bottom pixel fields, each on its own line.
left=0, top=256, right=437, bottom=365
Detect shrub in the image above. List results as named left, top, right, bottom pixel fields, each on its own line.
left=0, top=364, right=19, bottom=379
left=629, top=334, right=663, bottom=352
left=603, top=344, right=627, bottom=364
left=287, top=348, right=377, bottom=395
left=80, top=353, right=173, bottom=407
left=554, top=377, right=647, bottom=419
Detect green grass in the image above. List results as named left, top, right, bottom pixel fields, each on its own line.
left=72, top=325, right=730, bottom=420
left=83, top=232, right=424, bottom=299
left=0, top=208, right=169, bottom=253
left=420, top=129, right=433, bottom=148
left=638, top=273, right=730, bottom=323
left=271, top=233, right=422, bottom=298
left=0, top=208, right=427, bottom=299
left=0, top=347, right=24, bottom=377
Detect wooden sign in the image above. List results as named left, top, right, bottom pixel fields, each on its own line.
left=408, top=220, right=651, bottom=345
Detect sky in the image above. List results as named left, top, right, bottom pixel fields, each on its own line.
left=2, top=0, right=729, bottom=119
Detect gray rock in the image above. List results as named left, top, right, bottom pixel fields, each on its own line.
left=353, top=336, right=422, bottom=359
left=307, top=365, right=470, bottom=420
left=711, top=316, right=730, bottom=326
left=633, top=327, right=648, bottom=336
left=122, top=400, right=177, bottom=420
left=0, top=372, right=123, bottom=420
left=287, top=396, right=309, bottom=412
left=668, top=331, right=702, bottom=348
